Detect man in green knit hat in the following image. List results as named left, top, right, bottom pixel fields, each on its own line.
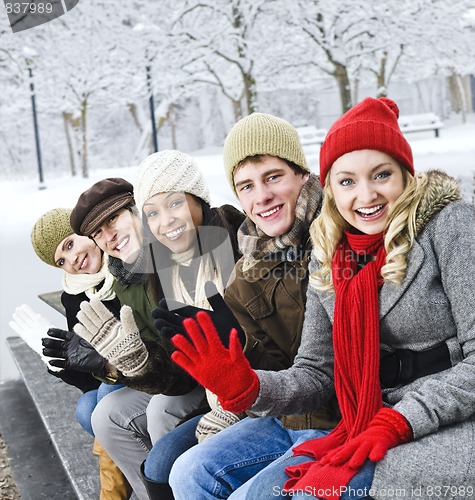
left=148, top=112, right=339, bottom=497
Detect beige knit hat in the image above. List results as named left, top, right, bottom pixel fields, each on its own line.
left=223, top=112, right=309, bottom=191
left=134, top=150, right=210, bottom=216
left=31, top=208, right=74, bottom=267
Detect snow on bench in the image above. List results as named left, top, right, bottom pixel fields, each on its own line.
left=398, top=112, right=443, bottom=138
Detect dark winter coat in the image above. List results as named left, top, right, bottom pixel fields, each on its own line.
left=115, top=204, right=245, bottom=396
left=224, top=176, right=341, bottom=431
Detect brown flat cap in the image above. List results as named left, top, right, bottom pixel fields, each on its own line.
left=71, top=178, right=134, bottom=236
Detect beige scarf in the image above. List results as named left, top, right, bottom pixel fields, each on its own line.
left=168, top=246, right=241, bottom=441
left=168, top=249, right=224, bottom=309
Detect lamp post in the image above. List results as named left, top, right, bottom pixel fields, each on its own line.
left=133, top=24, right=159, bottom=153
left=146, top=63, right=159, bottom=153
left=24, top=47, right=45, bottom=190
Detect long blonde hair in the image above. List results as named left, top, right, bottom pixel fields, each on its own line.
left=310, top=168, right=428, bottom=292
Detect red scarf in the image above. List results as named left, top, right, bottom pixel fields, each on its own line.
left=284, top=231, right=386, bottom=498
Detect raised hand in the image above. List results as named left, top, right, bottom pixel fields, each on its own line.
left=171, top=311, right=258, bottom=413
left=75, top=298, right=149, bottom=377
left=42, top=328, right=105, bottom=374
left=9, top=304, right=60, bottom=372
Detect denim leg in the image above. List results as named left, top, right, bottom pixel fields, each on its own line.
left=75, top=383, right=124, bottom=437
left=96, top=382, right=124, bottom=402
left=169, top=417, right=318, bottom=500
left=230, top=431, right=329, bottom=499
left=76, top=389, right=98, bottom=436
left=242, top=441, right=375, bottom=500
left=143, top=414, right=203, bottom=482
left=342, top=461, right=375, bottom=499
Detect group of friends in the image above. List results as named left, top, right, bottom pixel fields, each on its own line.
left=11, top=97, right=475, bottom=500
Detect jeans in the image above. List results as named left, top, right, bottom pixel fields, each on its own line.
left=143, top=414, right=203, bottom=482
left=169, top=416, right=329, bottom=499
left=234, top=442, right=375, bottom=499
left=75, top=383, right=124, bottom=436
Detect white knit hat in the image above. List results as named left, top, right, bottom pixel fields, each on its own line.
left=134, top=150, right=211, bottom=216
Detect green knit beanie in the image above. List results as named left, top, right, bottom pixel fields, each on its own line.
left=223, top=112, right=309, bottom=192
left=31, top=208, right=74, bottom=267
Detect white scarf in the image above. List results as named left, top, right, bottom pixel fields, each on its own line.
left=168, top=249, right=224, bottom=310
left=62, top=254, right=116, bottom=301
left=167, top=240, right=238, bottom=436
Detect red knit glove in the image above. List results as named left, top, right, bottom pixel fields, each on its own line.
left=284, top=408, right=412, bottom=499
left=171, top=311, right=259, bottom=413
left=285, top=461, right=356, bottom=500
left=320, top=408, right=413, bottom=469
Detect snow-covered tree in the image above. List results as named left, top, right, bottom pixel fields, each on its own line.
left=165, top=0, right=279, bottom=119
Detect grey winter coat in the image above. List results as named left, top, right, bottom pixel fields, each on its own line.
left=250, top=171, right=475, bottom=496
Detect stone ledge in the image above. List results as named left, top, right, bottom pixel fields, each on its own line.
left=6, top=336, right=99, bottom=500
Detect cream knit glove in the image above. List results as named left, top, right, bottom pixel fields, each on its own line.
left=195, top=394, right=246, bottom=443
left=74, top=298, right=148, bottom=377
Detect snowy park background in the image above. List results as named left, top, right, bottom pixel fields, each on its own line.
left=1, top=0, right=475, bottom=380
left=1, top=122, right=475, bottom=381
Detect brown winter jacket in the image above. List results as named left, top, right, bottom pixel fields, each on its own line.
left=225, top=237, right=340, bottom=430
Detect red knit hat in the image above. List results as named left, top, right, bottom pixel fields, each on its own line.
left=319, top=97, right=414, bottom=186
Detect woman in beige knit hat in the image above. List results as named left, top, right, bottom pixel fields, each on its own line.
left=134, top=150, right=247, bottom=499
left=11, top=207, right=131, bottom=500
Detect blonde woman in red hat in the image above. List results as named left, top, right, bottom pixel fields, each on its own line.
left=165, top=97, right=473, bottom=499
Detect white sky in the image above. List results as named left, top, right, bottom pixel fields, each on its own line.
left=1, top=118, right=474, bottom=380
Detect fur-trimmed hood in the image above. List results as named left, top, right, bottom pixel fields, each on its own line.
left=415, top=169, right=461, bottom=235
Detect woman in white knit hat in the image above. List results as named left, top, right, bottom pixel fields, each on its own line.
left=80, top=150, right=245, bottom=500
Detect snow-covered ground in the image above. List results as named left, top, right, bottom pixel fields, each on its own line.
left=1, top=117, right=474, bottom=381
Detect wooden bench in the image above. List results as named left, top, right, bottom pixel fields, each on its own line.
left=6, top=290, right=100, bottom=499
left=398, top=112, right=443, bottom=138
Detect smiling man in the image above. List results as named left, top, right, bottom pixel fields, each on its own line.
left=233, top=155, right=308, bottom=238
left=221, top=113, right=325, bottom=371
left=71, top=178, right=141, bottom=264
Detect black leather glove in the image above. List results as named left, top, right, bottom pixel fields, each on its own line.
left=42, top=327, right=106, bottom=374
left=152, top=281, right=246, bottom=348
left=46, top=368, right=102, bottom=393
